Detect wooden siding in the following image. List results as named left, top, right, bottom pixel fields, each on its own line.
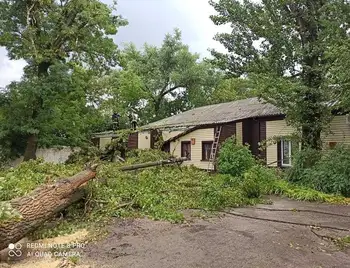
left=266, top=120, right=295, bottom=166
left=138, top=131, right=151, bottom=149
left=170, top=128, right=214, bottom=170
left=322, top=115, right=350, bottom=146
left=127, top=132, right=138, bottom=149
left=259, top=121, right=267, bottom=162
left=219, top=123, right=236, bottom=144
left=150, top=129, right=158, bottom=149
left=266, top=116, right=350, bottom=166
left=236, top=122, right=243, bottom=144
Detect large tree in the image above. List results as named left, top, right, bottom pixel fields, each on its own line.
left=210, top=0, right=350, bottom=149
left=210, top=77, right=256, bottom=104
left=0, top=65, right=107, bottom=162
left=0, top=0, right=127, bottom=160
left=99, top=29, right=221, bottom=124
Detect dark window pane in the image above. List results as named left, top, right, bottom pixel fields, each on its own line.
left=202, top=141, right=213, bottom=161
left=181, top=141, right=191, bottom=159
left=281, top=140, right=291, bottom=166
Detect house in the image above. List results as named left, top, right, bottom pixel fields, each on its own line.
left=93, top=98, right=350, bottom=170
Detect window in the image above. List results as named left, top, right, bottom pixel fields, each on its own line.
left=329, top=142, right=337, bottom=149
left=202, top=141, right=213, bottom=161
left=181, top=141, right=191, bottom=159
left=281, top=140, right=292, bottom=167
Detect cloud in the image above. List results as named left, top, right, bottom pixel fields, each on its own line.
left=168, top=0, right=230, bottom=57
left=111, top=0, right=199, bottom=48
left=0, top=48, right=26, bottom=88
left=112, top=0, right=230, bottom=57
left=0, top=0, right=230, bottom=87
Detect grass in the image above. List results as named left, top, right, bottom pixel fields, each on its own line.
left=267, top=178, right=348, bottom=203
left=336, top=236, right=350, bottom=250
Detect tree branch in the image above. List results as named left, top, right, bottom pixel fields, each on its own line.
left=26, top=2, right=39, bottom=60
left=160, top=84, right=186, bottom=98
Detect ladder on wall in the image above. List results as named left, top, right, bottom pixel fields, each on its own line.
left=207, top=125, right=222, bottom=172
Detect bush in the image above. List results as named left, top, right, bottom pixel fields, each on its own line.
left=287, top=145, right=350, bottom=197
left=286, top=147, right=320, bottom=183
left=307, top=145, right=350, bottom=197
left=241, top=165, right=278, bottom=198
left=217, top=137, right=256, bottom=177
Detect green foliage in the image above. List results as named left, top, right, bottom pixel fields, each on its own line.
left=287, top=147, right=321, bottom=182
left=0, top=65, right=108, bottom=158
left=0, top=202, right=22, bottom=222
left=288, top=145, right=350, bottom=197
left=267, top=179, right=340, bottom=202
left=0, top=151, right=347, bottom=239
left=125, top=149, right=171, bottom=164
left=210, top=0, right=350, bottom=149
left=66, top=146, right=102, bottom=165
left=326, top=41, right=350, bottom=108
left=210, top=78, right=256, bottom=104
left=0, top=0, right=127, bottom=69
left=336, top=236, right=350, bottom=250
left=217, top=137, right=256, bottom=177
left=88, top=165, right=257, bottom=222
left=241, top=165, right=278, bottom=198
left=229, top=162, right=344, bottom=202
left=0, top=0, right=127, bottom=160
left=0, top=159, right=81, bottom=201
left=98, top=29, right=222, bottom=124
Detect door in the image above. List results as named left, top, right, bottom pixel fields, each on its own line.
left=242, top=119, right=260, bottom=157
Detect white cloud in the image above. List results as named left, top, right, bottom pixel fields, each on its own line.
left=0, top=48, right=26, bottom=88
left=169, top=0, right=230, bottom=57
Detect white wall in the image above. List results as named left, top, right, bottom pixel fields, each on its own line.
left=10, top=147, right=80, bottom=167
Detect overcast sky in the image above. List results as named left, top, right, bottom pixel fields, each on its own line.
left=0, top=0, right=229, bottom=88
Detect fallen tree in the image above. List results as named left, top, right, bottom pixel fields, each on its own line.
left=119, top=157, right=187, bottom=171
left=0, top=157, right=188, bottom=250
left=0, top=165, right=98, bottom=251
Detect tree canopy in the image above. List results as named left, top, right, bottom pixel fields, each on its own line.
left=0, top=0, right=127, bottom=160
left=210, top=0, right=350, bottom=149
left=97, top=29, right=222, bottom=124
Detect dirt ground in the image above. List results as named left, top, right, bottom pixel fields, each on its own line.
left=79, top=196, right=350, bottom=268
left=2, top=196, right=350, bottom=268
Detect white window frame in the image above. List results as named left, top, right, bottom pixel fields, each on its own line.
left=281, top=140, right=292, bottom=167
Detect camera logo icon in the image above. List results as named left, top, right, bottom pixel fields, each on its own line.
left=8, top=243, right=22, bottom=257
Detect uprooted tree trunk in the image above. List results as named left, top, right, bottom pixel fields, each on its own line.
left=0, top=157, right=188, bottom=251
left=119, top=157, right=187, bottom=171
left=0, top=165, right=98, bottom=251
